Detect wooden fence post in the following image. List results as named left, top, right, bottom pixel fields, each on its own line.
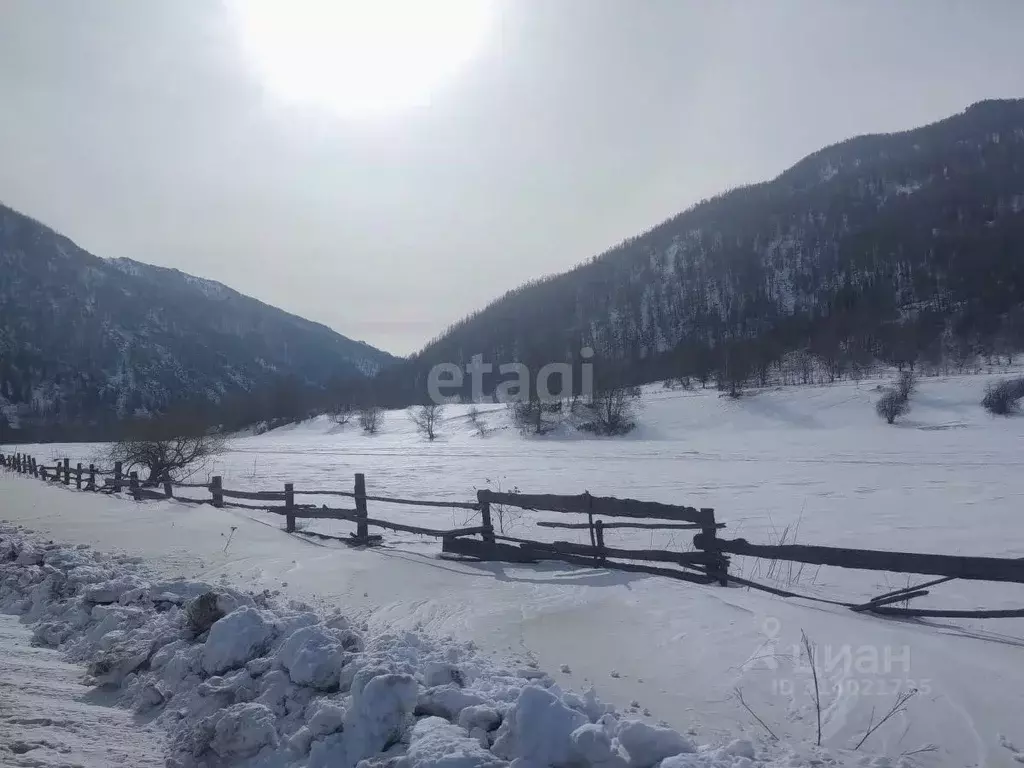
left=31, top=457, right=37, bottom=477
left=63, top=458, right=70, bottom=485
left=114, top=461, right=123, bottom=492
left=40, top=466, right=47, bottom=481
left=76, top=463, right=83, bottom=490
left=696, top=508, right=728, bottom=586
left=595, top=519, right=606, bottom=564
left=163, top=474, right=173, bottom=498
left=584, top=491, right=596, bottom=548
left=15, top=453, right=21, bottom=473
left=476, top=490, right=495, bottom=544
left=129, top=472, right=140, bottom=501
left=285, top=482, right=295, bottom=533
left=355, top=473, right=368, bottom=541
left=88, top=464, right=96, bottom=491
left=211, top=476, right=223, bottom=508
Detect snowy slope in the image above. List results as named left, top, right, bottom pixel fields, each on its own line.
left=5, top=371, right=1024, bottom=766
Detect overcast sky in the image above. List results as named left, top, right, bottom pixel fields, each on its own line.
left=2, top=1, right=1023, bottom=355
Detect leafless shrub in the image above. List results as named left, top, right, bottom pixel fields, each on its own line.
left=739, top=510, right=819, bottom=588
left=330, top=404, right=354, bottom=427
left=508, top=399, right=558, bottom=436
left=896, top=370, right=917, bottom=400
left=466, top=406, right=488, bottom=437
left=876, top=389, right=909, bottom=424
left=484, top=476, right=522, bottom=534
left=409, top=403, right=445, bottom=440
left=358, top=405, right=382, bottom=434
left=981, top=377, right=1024, bottom=415
left=854, top=688, right=918, bottom=750
left=578, top=386, right=642, bottom=436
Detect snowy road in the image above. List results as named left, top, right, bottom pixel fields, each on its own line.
left=0, top=613, right=165, bottom=767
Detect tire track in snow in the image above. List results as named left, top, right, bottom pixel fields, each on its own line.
left=0, top=614, right=164, bottom=767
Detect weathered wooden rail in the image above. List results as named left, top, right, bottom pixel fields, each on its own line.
left=3, top=450, right=1023, bottom=620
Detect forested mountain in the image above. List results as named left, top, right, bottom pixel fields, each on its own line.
left=376, top=99, right=1024, bottom=403
left=0, top=204, right=396, bottom=438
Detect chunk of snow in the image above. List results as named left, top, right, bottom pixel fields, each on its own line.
left=201, top=606, right=274, bottom=675
left=82, top=574, right=146, bottom=604
left=424, top=660, right=466, bottom=687
left=207, top=702, right=278, bottom=759
left=405, top=716, right=508, bottom=768
left=723, top=739, right=755, bottom=759
left=417, top=683, right=488, bottom=720
left=491, top=685, right=588, bottom=766
left=278, top=625, right=347, bottom=690
left=458, top=703, right=502, bottom=732
left=571, top=723, right=628, bottom=768
left=347, top=673, right=418, bottom=760
left=616, top=720, right=696, bottom=767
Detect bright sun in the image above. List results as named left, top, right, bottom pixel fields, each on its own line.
left=227, top=0, right=494, bottom=117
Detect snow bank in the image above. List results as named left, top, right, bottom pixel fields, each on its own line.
left=0, top=525, right=892, bottom=768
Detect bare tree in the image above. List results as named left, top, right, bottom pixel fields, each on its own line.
left=104, top=424, right=225, bottom=483
left=508, top=398, right=557, bottom=436
left=578, top=386, right=642, bottom=435
left=329, top=403, right=354, bottom=427
left=794, top=349, right=815, bottom=386
left=358, top=405, right=382, bottom=434
left=875, top=389, right=909, bottom=424
left=896, top=370, right=916, bottom=400
left=409, top=403, right=445, bottom=440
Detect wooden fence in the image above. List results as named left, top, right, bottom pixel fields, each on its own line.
left=3, top=451, right=1023, bottom=620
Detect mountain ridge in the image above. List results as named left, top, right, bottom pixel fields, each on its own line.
left=374, top=98, right=1024, bottom=403
left=0, top=202, right=397, bottom=434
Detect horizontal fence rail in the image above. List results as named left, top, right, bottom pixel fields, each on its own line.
left=703, top=536, right=1024, bottom=584
left=478, top=490, right=715, bottom=526
left=3, top=451, right=1023, bottom=621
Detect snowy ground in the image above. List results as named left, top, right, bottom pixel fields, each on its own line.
left=4, top=372, right=1024, bottom=766
left=0, top=613, right=165, bottom=766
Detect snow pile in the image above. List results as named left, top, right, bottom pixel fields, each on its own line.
left=0, top=526, right=894, bottom=768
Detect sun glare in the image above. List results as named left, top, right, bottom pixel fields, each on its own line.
left=227, top=0, right=494, bottom=117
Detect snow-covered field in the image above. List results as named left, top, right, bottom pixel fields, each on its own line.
left=4, top=372, right=1024, bottom=766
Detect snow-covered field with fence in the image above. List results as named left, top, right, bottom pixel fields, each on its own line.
left=3, top=372, right=1024, bottom=766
